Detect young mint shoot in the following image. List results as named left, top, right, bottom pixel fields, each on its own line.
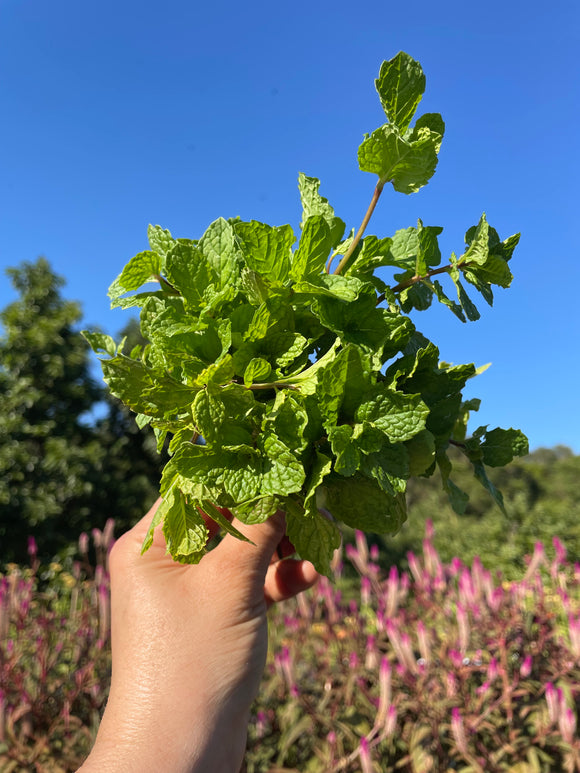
left=84, top=52, right=528, bottom=577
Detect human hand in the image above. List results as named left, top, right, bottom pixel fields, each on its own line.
left=78, top=499, right=319, bottom=773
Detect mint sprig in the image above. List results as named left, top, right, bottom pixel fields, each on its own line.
left=83, top=52, right=528, bottom=576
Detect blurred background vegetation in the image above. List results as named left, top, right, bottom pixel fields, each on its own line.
left=1, top=258, right=579, bottom=578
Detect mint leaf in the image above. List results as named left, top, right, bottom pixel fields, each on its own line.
left=472, top=460, right=506, bottom=514
left=162, top=488, right=209, bottom=564
left=318, top=345, right=370, bottom=427
left=297, top=173, right=345, bottom=247
left=323, top=474, right=407, bottom=534
left=235, top=221, right=295, bottom=282
left=101, top=355, right=196, bottom=418
left=148, top=224, right=177, bottom=258
left=481, top=427, right=529, bottom=467
left=375, top=51, right=425, bottom=133
left=165, top=243, right=213, bottom=309
left=82, top=331, right=117, bottom=358
left=199, top=500, right=253, bottom=543
left=243, top=357, right=272, bottom=386
left=405, top=429, right=436, bottom=475
left=356, top=386, right=429, bottom=443
left=328, top=425, right=360, bottom=477
left=198, top=218, right=239, bottom=289
left=358, top=123, right=442, bottom=193
left=258, top=432, right=305, bottom=496
left=108, top=250, right=161, bottom=301
left=233, top=496, right=282, bottom=525
left=291, top=215, right=332, bottom=281
left=294, top=274, right=363, bottom=302
left=286, top=504, right=341, bottom=578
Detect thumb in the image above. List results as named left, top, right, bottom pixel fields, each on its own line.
left=215, top=511, right=286, bottom=578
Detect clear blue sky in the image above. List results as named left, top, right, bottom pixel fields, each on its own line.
left=1, top=0, right=579, bottom=453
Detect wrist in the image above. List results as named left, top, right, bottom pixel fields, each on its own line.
left=78, top=693, right=248, bottom=773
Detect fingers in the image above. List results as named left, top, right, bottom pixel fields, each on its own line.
left=264, top=558, right=319, bottom=604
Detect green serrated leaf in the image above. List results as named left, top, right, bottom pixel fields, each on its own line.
left=375, top=52, right=425, bottom=132
left=425, top=279, right=465, bottom=322
left=450, top=269, right=481, bottom=321
left=358, top=124, right=441, bottom=193
left=258, top=432, right=305, bottom=496
left=199, top=500, right=254, bottom=543
left=286, top=503, right=341, bottom=578
left=405, top=429, right=436, bottom=475
left=108, top=251, right=161, bottom=300
left=328, top=424, right=360, bottom=477
left=304, top=451, right=332, bottom=511
left=291, top=215, right=332, bottom=281
left=244, top=357, right=272, bottom=386
left=81, top=331, right=117, bottom=358
left=165, top=243, right=214, bottom=309
left=297, top=173, right=345, bottom=247
left=294, top=273, right=364, bottom=302
left=322, top=473, right=407, bottom=534
left=162, top=489, right=209, bottom=563
left=235, top=221, right=295, bottom=283
left=101, top=354, right=197, bottom=418
left=233, top=496, right=281, bottom=525
left=481, top=427, right=529, bottom=467
left=140, top=496, right=167, bottom=554
left=192, top=388, right=225, bottom=444
left=148, top=225, right=177, bottom=258
left=318, top=345, right=370, bottom=427
left=198, top=217, right=239, bottom=289
left=472, top=460, right=506, bottom=514
left=356, top=386, right=429, bottom=443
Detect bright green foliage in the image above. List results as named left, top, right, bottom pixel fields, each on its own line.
left=85, top=52, right=527, bottom=575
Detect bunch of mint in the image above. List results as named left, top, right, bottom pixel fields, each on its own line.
left=84, top=52, right=528, bottom=576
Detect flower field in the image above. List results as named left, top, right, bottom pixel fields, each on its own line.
left=1, top=522, right=579, bottom=772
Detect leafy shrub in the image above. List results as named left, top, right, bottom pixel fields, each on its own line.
left=373, top=447, right=580, bottom=580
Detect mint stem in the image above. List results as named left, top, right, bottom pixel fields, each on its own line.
left=332, top=181, right=384, bottom=275
left=376, top=259, right=473, bottom=303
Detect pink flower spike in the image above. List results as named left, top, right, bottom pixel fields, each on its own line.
left=384, top=704, right=397, bottom=737
left=378, top=656, right=392, bottom=717
left=520, top=655, right=533, bottom=678
left=451, top=707, right=468, bottom=755
left=361, top=576, right=371, bottom=606
left=568, top=615, right=580, bottom=658
left=558, top=707, right=577, bottom=745
left=450, top=556, right=463, bottom=576
left=359, top=736, right=373, bottom=773
left=552, top=536, right=567, bottom=564
left=78, top=532, right=89, bottom=555
left=27, top=536, right=37, bottom=558
left=545, top=682, right=559, bottom=724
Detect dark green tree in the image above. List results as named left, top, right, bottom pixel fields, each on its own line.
left=0, top=258, right=103, bottom=562
left=0, top=260, right=164, bottom=565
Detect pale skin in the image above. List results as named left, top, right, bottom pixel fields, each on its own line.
left=78, top=499, right=319, bottom=773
